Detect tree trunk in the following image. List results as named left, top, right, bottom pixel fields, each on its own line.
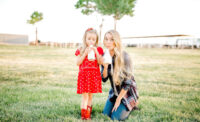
left=35, top=27, right=38, bottom=46
left=99, top=18, right=104, bottom=42
left=114, top=17, right=117, bottom=30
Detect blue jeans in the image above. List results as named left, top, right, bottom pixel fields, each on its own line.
left=103, top=99, right=131, bottom=121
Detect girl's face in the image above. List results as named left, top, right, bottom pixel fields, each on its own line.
left=104, top=33, right=115, bottom=50
left=86, top=33, right=97, bottom=47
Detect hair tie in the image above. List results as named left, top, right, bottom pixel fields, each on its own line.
left=86, top=28, right=93, bottom=32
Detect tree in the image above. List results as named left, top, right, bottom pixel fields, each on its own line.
left=75, top=0, right=104, bottom=41
left=95, top=0, right=136, bottom=30
left=75, top=0, right=136, bottom=30
left=75, top=0, right=96, bottom=15
left=27, top=11, right=43, bottom=45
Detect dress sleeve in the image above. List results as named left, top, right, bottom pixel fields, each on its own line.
left=75, top=49, right=80, bottom=56
left=97, top=47, right=104, bottom=55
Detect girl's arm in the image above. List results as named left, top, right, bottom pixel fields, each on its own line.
left=112, top=89, right=128, bottom=112
left=95, top=50, right=101, bottom=64
left=76, top=48, right=89, bottom=66
left=93, top=47, right=102, bottom=65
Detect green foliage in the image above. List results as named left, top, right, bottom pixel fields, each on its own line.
left=75, top=0, right=136, bottom=20
left=27, top=11, right=43, bottom=25
left=95, top=0, right=136, bottom=20
left=75, top=0, right=96, bottom=15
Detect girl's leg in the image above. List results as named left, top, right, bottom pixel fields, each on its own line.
left=87, top=93, right=93, bottom=107
left=81, top=93, right=88, bottom=120
left=111, top=102, right=131, bottom=121
left=81, top=93, right=88, bottom=109
left=85, top=93, right=93, bottom=119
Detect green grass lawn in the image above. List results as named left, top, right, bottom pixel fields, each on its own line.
left=0, top=44, right=200, bottom=122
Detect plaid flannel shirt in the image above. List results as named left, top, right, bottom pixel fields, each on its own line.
left=101, top=52, right=139, bottom=111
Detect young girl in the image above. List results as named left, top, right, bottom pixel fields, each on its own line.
left=75, top=28, right=103, bottom=120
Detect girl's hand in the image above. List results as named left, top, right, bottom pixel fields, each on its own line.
left=112, top=98, right=121, bottom=112
left=91, top=47, right=98, bottom=54
left=84, top=47, right=90, bottom=56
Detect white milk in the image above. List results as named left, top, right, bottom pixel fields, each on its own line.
left=103, top=49, right=112, bottom=64
left=88, top=45, right=95, bottom=60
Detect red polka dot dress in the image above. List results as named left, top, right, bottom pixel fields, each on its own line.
left=75, top=47, right=104, bottom=94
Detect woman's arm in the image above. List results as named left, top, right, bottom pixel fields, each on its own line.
left=99, top=55, right=110, bottom=82
left=112, top=88, right=128, bottom=112
left=112, top=52, right=133, bottom=112
left=102, top=63, right=109, bottom=78
left=101, top=64, right=109, bottom=82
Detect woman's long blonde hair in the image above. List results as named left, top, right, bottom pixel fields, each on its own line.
left=104, top=30, right=133, bottom=85
left=80, top=28, right=99, bottom=55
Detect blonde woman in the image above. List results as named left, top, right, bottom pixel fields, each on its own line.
left=101, top=30, right=139, bottom=121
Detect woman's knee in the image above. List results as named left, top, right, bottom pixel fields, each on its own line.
left=102, top=105, right=112, bottom=117
left=111, top=113, right=129, bottom=121
left=102, top=109, right=110, bottom=117
left=111, top=114, right=120, bottom=120
left=102, top=99, right=114, bottom=117
left=110, top=104, right=130, bottom=121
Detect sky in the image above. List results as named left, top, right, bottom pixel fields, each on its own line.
left=0, top=0, right=200, bottom=42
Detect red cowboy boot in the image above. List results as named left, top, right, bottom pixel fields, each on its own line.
left=85, top=106, right=92, bottom=120
left=81, top=109, right=86, bottom=120
left=87, top=105, right=92, bottom=114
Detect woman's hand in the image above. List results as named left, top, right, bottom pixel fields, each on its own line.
left=99, top=56, right=105, bottom=65
left=100, top=55, right=109, bottom=67
left=102, top=56, right=109, bottom=78
left=103, top=63, right=109, bottom=68
left=112, top=89, right=128, bottom=112
left=112, top=98, right=121, bottom=112
left=102, top=63, right=109, bottom=78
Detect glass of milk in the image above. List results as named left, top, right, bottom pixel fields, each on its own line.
left=103, top=49, right=112, bottom=64
left=88, top=45, right=95, bottom=61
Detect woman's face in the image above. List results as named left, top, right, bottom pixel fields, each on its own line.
left=104, top=33, right=115, bottom=50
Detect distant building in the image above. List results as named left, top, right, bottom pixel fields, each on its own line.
left=0, top=33, right=28, bottom=45
left=122, top=34, right=200, bottom=48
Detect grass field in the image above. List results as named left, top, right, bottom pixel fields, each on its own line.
left=0, top=44, right=200, bottom=122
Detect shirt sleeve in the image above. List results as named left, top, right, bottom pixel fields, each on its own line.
left=101, top=65, right=109, bottom=82
left=97, top=47, right=104, bottom=55
left=121, top=52, right=133, bottom=90
left=121, top=79, right=132, bottom=90
left=75, top=49, right=80, bottom=56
